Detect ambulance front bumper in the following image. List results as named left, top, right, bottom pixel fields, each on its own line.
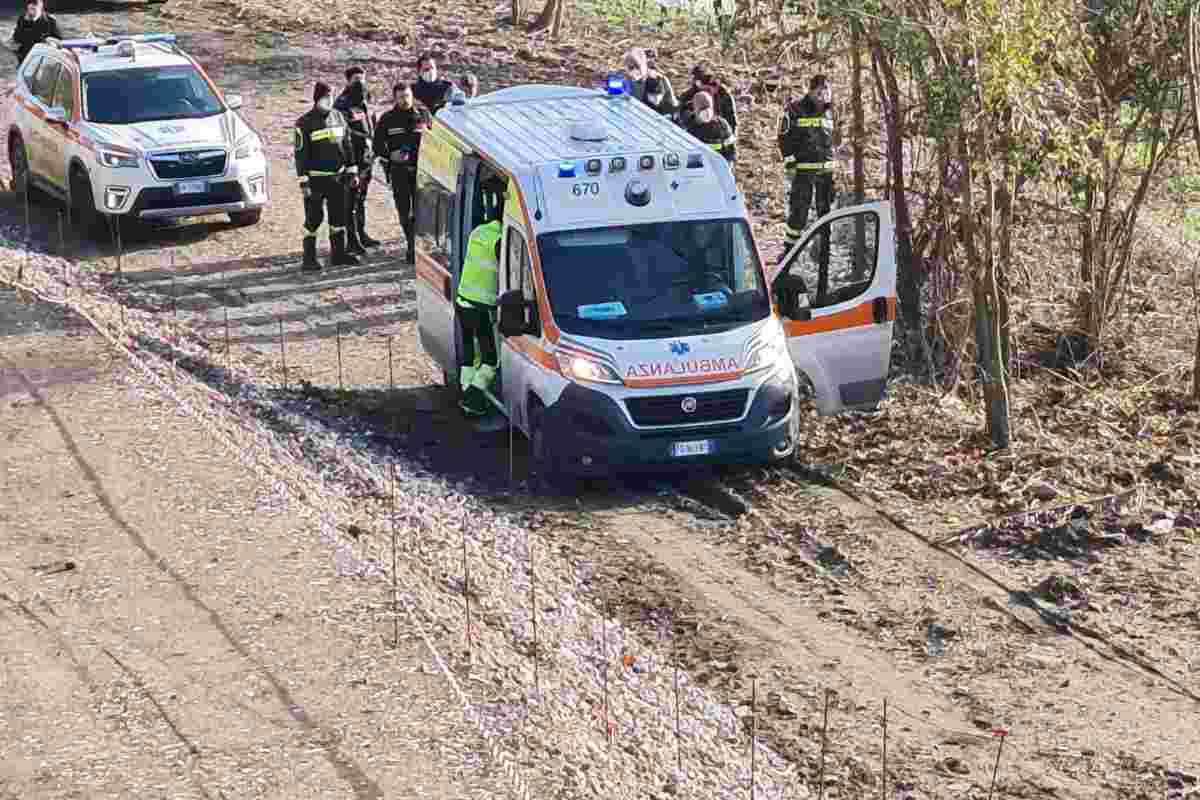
left=541, top=371, right=797, bottom=475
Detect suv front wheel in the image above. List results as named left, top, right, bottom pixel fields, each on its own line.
left=69, top=167, right=105, bottom=241
left=8, top=133, right=35, bottom=200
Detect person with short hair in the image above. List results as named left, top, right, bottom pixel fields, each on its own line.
left=334, top=65, right=381, bottom=253
left=11, top=0, right=61, bottom=66
left=684, top=90, right=736, bottom=163
left=295, top=81, right=359, bottom=271
left=374, top=82, right=430, bottom=264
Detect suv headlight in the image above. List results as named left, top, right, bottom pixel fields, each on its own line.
left=234, top=134, right=263, bottom=160
left=743, top=333, right=787, bottom=375
left=556, top=352, right=623, bottom=385
left=98, top=149, right=139, bottom=169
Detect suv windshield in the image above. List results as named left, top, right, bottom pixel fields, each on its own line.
left=537, top=219, right=770, bottom=340
left=82, top=65, right=223, bottom=125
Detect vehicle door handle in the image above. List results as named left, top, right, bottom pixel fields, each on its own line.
left=872, top=296, right=889, bottom=324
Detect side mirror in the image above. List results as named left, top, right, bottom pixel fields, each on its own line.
left=776, top=274, right=811, bottom=321
left=224, top=93, right=243, bottom=110
left=45, top=106, right=68, bottom=125
left=497, top=289, right=528, bottom=337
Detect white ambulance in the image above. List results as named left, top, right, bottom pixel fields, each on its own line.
left=414, top=78, right=896, bottom=474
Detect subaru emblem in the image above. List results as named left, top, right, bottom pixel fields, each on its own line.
left=681, top=397, right=698, bottom=414
left=668, top=341, right=690, bottom=356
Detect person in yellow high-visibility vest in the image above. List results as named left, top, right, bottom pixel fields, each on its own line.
left=455, top=178, right=506, bottom=417
left=777, top=74, right=836, bottom=257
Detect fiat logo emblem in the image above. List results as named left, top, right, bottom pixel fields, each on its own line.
left=681, top=396, right=698, bottom=414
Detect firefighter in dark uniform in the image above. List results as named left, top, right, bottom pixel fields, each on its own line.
left=778, top=74, right=835, bottom=255
left=374, top=82, right=430, bottom=265
left=295, top=81, right=360, bottom=272
left=334, top=65, right=381, bottom=254
left=412, top=51, right=478, bottom=115
left=685, top=91, right=736, bottom=164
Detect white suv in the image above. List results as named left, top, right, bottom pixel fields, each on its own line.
left=5, top=33, right=269, bottom=236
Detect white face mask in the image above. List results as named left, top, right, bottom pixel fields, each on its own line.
left=420, top=69, right=436, bottom=83
left=696, top=108, right=714, bottom=124
left=627, top=67, right=644, bottom=81
left=647, top=92, right=664, bottom=105
left=317, top=97, right=332, bottom=112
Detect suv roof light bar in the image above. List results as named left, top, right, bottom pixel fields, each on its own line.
left=46, top=33, right=178, bottom=53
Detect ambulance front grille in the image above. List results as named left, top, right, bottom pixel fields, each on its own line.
left=626, top=389, right=749, bottom=427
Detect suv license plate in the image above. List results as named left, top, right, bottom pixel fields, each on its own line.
left=671, top=440, right=713, bottom=458
left=175, top=180, right=206, bottom=195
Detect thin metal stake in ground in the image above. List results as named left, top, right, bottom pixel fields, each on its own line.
left=336, top=322, right=344, bottom=390
left=390, top=462, right=399, bottom=649
left=817, top=688, right=832, bottom=800
left=387, top=335, right=394, bottom=390
left=171, top=251, right=178, bottom=319
left=21, top=183, right=30, bottom=283
left=462, top=508, right=472, bottom=664
left=602, top=592, right=611, bottom=746
left=223, top=300, right=231, bottom=372
left=278, top=318, right=288, bottom=391
left=115, top=219, right=123, bottom=281
left=987, top=729, right=1008, bottom=800
left=58, top=211, right=67, bottom=299
left=529, top=535, right=540, bottom=699
left=673, top=632, right=682, bottom=772
left=750, top=677, right=757, bottom=800
left=880, top=699, right=888, bottom=800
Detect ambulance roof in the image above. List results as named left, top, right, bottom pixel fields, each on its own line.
left=437, top=84, right=744, bottom=233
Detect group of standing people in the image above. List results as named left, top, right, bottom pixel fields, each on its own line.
left=293, top=53, right=478, bottom=272
left=621, top=47, right=839, bottom=256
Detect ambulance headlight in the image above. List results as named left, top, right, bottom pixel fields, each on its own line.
left=625, top=179, right=651, bottom=207
left=556, top=353, right=623, bottom=385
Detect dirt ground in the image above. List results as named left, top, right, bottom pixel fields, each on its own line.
left=0, top=287, right=506, bottom=799
left=2, top=0, right=1199, bottom=797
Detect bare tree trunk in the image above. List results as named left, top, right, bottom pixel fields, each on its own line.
left=551, top=0, right=566, bottom=38
left=512, top=0, right=523, bottom=27
left=872, top=42, right=920, bottom=338
left=850, top=20, right=868, bottom=279
left=1189, top=0, right=1200, bottom=400
left=532, top=0, right=559, bottom=31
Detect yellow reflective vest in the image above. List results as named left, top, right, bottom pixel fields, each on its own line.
left=456, top=220, right=502, bottom=307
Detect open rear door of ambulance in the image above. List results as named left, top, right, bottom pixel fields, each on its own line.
left=773, top=200, right=897, bottom=414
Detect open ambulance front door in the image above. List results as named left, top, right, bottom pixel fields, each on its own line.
left=773, top=200, right=897, bottom=415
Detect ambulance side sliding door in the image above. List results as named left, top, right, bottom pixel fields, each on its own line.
left=414, top=167, right=459, bottom=376
left=498, top=224, right=540, bottom=433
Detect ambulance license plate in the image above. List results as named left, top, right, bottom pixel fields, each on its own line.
left=671, top=439, right=713, bottom=458
left=175, top=180, right=206, bottom=195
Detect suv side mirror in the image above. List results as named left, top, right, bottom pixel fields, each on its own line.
left=224, top=93, right=243, bottom=110
left=776, top=274, right=811, bottom=321
left=45, top=106, right=68, bottom=125
left=497, top=290, right=528, bottom=337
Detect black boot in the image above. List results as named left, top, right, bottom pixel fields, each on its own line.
left=331, top=231, right=360, bottom=267
left=301, top=236, right=321, bottom=272
left=345, top=218, right=368, bottom=256
left=403, top=220, right=415, bottom=265
left=357, top=204, right=381, bottom=248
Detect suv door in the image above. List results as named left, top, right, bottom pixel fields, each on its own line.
left=44, top=64, right=77, bottom=193
left=773, top=200, right=897, bottom=414
left=26, top=58, right=62, bottom=187
left=10, top=54, right=43, bottom=193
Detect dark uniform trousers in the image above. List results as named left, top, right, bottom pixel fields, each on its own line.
left=789, top=170, right=834, bottom=240
left=345, top=162, right=372, bottom=244
left=304, top=175, right=348, bottom=243
left=457, top=300, right=497, bottom=371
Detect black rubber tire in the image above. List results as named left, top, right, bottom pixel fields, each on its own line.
left=8, top=134, right=34, bottom=200
left=229, top=209, right=262, bottom=227
left=69, top=168, right=103, bottom=241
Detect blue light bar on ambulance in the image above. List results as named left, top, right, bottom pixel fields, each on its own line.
left=606, top=73, right=626, bottom=96
left=106, top=33, right=177, bottom=45
left=558, top=161, right=577, bottom=178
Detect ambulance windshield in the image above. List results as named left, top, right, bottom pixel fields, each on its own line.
left=537, top=219, right=770, bottom=340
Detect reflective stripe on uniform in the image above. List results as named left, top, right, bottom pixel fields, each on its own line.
left=309, top=169, right=340, bottom=176
left=795, top=161, right=835, bottom=170
left=795, top=117, right=833, bottom=129
left=330, top=225, right=346, bottom=234
left=785, top=225, right=805, bottom=238
left=310, top=126, right=345, bottom=142
left=457, top=221, right=502, bottom=306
